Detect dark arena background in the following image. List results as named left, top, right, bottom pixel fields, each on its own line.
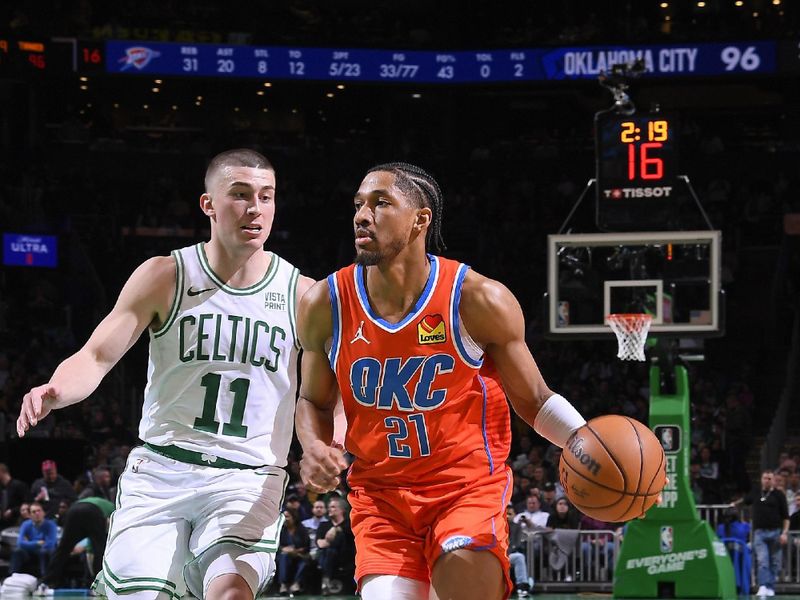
left=1, top=1, right=800, bottom=599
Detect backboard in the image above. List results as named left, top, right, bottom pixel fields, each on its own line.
left=545, top=230, right=723, bottom=338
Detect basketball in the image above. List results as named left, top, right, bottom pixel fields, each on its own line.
left=558, top=415, right=666, bottom=522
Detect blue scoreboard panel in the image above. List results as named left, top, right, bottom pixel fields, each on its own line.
left=105, top=40, right=777, bottom=83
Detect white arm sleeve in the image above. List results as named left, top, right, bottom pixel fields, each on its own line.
left=533, top=394, right=586, bottom=448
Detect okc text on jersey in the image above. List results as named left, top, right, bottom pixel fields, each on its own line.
left=349, top=354, right=455, bottom=410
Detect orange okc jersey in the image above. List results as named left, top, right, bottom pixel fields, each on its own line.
left=328, top=255, right=511, bottom=489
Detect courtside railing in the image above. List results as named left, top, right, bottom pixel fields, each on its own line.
left=522, top=510, right=800, bottom=592
left=781, top=531, right=800, bottom=590
left=525, top=529, right=619, bottom=592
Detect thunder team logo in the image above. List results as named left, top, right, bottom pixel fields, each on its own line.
left=418, top=314, right=446, bottom=345
left=118, top=46, right=161, bottom=71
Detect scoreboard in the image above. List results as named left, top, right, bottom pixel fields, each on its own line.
left=4, top=38, right=800, bottom=82
left=102, top=40, right=778, bottom=83
left=3, top=38, right=798, bottom=82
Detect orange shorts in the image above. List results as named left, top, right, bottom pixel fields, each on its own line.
left=348, top=465, right=513, bottom=598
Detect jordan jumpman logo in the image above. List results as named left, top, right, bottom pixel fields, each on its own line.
left=350, top=320, right=370, bottom=344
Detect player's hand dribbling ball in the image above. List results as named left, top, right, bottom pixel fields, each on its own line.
left=559, top=415, right=666, bottom=522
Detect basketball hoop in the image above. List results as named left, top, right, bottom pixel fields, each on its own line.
left=606, top=313, right=653, bottom=361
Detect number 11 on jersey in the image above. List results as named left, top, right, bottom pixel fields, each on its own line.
left=194, top=372, right=250, bottom=438
left=385, top=413, right=430, bottom=458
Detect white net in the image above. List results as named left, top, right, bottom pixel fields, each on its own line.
left=606, top=313, right=653, bottom=361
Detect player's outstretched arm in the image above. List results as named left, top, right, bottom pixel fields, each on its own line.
left=17, top=256, right=175, bottom=437
left=296, top=279, right=348, bottom=492
left=460, top=270, right=585, bottom=448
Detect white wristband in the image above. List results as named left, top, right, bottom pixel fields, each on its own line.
left=533, top=394, right=586, bottom=448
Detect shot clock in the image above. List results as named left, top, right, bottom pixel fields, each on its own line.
left=596, top=114, right=682, bottom=231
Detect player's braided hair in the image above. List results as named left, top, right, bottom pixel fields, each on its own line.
left=205, top=148, right=273, bottom=191
left=367, top=162, right=446, bottom=254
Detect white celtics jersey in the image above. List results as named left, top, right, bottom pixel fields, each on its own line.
left=140, top=243, right=300, bottom=468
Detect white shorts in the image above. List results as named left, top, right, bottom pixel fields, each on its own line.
left=93, top=445, right=288, bottom=599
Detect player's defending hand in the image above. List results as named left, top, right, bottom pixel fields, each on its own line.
left=17, top=384, right=58, bottom=437
left=300, top=440, right=348, bottom=493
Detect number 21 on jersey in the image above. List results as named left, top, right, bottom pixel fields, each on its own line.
left=385, top=413, right=430, bottom=458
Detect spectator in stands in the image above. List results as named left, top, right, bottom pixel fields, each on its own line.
left=288, top=481, right=313, bottom=521
left=514, top=493, right=551, bottom=561
left=741, top=470, right=790, bottom=598
left=527, top=446, right=553, bottom=478
left=79, top=466, right=115, bottom=501
left=0, top=463, right=28, bottom=529
left=54, top=500, right=70, bottom=526
left=776, top=452, right=794, bottom=474
left=544, top=445, right=563, bottom=476
left=775, top=468, right=796, bottom=515
left=511, top=435, right=534, bottom=472
left=39, top=495, right=115, bottom=591
left=511, top=470, right=537, bottom=508
left=788, top=470, right=799, bottom=517
left=109, top=445, right=131, bottom=480
left=276, top=507, right=310, bottom=596
left=698, top=445, right=722, bottom=503
left=580, top=514, right=615, bottom=578
left=506, top=505, right=531, bottom=598
left=9, top=501, right=57, bottom=577
left=716, top=506, right=751, bottom=544
left=302, top=499, right=328, bottom=532
left=284, top=493, right=312, bottom=524
left=528, top=465, right=549, bottom=492
left=546, top=497, right=580, bottom=582
left=315, top=496, right=355, bottom=596
left=547, top=497, right=580, bottom=530
left=514, top=493, right=551, bottom=533
left=789, top=495, right=800, bottom=531
left=716, top=506, right=752, bottom=594
left=29, top=459, right=76, bottom=518
left=302, top=499, right=329, bottom=561
left=690, top=462, right=704, bottom=504
left=17, top=503, right=30, bottom=526
left=773, top=470, right=792, bottom=509
left=541, top=482, right=558, bottom=513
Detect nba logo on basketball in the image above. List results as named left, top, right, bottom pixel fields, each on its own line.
left=418, top=314, right=446, bottom=344
left=660, top=526, right=674, bottom=553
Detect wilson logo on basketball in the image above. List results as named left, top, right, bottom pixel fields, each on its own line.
left=418, top=314, right=446, bottom=345
left=567, top=436, right=602, bottom=476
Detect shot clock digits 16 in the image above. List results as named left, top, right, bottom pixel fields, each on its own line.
left=597, top=114, right=677, bottom=190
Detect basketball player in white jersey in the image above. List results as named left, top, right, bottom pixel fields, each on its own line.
left=17, top=149, right=313, bottom=600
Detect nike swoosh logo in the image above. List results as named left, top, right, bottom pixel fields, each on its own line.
left=187, top=286, right=216, bottom=297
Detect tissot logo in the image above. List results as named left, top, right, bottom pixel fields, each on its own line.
left=418, top=314, right=446, bottom=345
left=603, top=186, right=673, bottom=199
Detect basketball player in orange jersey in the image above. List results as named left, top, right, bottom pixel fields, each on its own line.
left=296, top=162, right=587, bottom=600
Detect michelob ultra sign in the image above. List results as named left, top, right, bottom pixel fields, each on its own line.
left=3, top=233, right=58, bottom=268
